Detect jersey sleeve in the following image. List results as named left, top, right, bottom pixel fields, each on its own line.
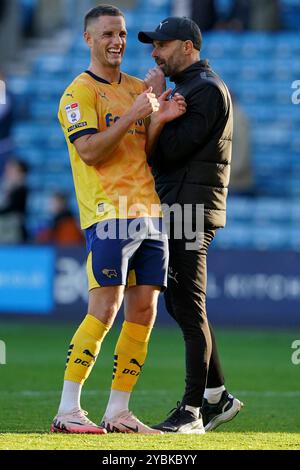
left=58, top=82, right=99, bottom=143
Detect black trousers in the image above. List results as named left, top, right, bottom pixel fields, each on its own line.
left=164, top=229, right=225, bottom=407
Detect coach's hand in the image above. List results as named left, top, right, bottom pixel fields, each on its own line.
left=154, top=89, right=187, bottom=124
left=144, top=67, right=166, bottom=98
left=129, top=87, right=160, bottom=121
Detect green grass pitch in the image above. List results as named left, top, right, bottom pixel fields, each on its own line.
left=0, top=321, right=300, bottom=450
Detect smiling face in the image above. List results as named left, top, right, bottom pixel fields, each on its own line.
left=152, top=39, right=189, bottom=77
left=84, top=15, right=127, bottom=69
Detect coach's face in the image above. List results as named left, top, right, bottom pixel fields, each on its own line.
left=152, top=39, right=189, bottom=77
left=85, top=15, right=127, bottom=68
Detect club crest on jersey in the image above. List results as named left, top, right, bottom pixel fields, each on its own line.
left=65, top=102, right=81, bottom=124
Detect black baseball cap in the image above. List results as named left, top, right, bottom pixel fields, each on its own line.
left=138, top=17, right=202, bottom=51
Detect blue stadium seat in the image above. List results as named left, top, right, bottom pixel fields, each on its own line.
left=245, top=104, right=300, bottom=125
left=30, top=100, right=59, bottom=120
left=12, top=122, right=65, bottom=148
left=227, top=197, right=255, bottom=221
left=16, top=146, right=42, bottom=165
left=204, top=33, right=241, bottom=58
left=33, top=55, right=70, bottom=76
left=250, top=225, right=290, bottom=250
left=135, top=0, right=171, bottom=16
left=253, top=199, right=289, bottom=222
left=240, top=33, right=274, bottom=58
left=27, top=191, right=52, bottom=215
left=213, top=223, right=253, bottom=249
left=214, top=222, right=291, bottom=250
left=231, top=80, right=292, bottom=104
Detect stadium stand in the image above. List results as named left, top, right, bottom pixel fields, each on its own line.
left=7, top=0, right=300, bottom=249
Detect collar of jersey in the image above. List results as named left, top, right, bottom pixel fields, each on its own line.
left=85, top=70, right=122, bottom=85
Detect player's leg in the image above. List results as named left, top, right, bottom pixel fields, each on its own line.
left=51, top=222, right=126, bottom=434
left=51, top=286, right=124, bottom=434
left=206, top=322, right=225, bottom=391
left=62, top=286, right=124, bottom=388
left=112, top=284, right=160, bottom=404
left=152, top=229, right=215, bottom=433
left=203, top=323, right=226, bottom=407
left=202, top=323, right=243, bottom=431
left=101, top=285, right=162, bottom=433
left=101, top=220, right=168, bottom=433
left=152, top=225, right=243, bottom=433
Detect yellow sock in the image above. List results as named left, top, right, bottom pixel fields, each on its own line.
left=65, top=314, right=110, bottom=384
left=112, top=321, right=152, bottom=393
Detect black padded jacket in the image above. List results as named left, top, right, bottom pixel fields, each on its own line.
left=151, top=60, right=233, bottom=229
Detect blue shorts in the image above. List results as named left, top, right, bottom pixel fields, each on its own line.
left=85, top=218, right=169, bottom=291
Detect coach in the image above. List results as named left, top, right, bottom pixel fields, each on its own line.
left=139, top=17, right=243, bottom=433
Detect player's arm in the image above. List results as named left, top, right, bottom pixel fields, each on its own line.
left=59, top=84, right=159, bottom=166
left=146, top=90, right=187, bottom=158
left=74, top=88, right=159, bottom=167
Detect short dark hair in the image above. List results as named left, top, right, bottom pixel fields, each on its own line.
left=84, top=4, right=124, bottom=32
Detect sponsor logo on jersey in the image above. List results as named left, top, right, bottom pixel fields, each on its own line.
left=65, top=102, right=81, bottom=123
left=105, top=113, right=145, bottom=129
left=67, top=121, right=87, bottom=132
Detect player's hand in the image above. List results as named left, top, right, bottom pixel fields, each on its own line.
left=153, top=89, right=187, bottom=124
left=144, top=67, right=166, bottom=97
left=130, top=87, right=160, bottom=121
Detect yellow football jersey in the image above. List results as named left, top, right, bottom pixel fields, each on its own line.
left=58, top=71, right=161, bottom=229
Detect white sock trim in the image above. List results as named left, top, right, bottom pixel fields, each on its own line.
left=105, top=390, right=131, bottom=419
left=58, top=380, right=82, bottom=414
left=185, top=405, right=200, bottom=416
left=204, top=385, right=226, bottom=404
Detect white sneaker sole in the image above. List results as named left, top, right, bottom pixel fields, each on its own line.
left=205, top=399, right=244, bottom=432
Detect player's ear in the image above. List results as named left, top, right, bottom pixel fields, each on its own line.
left=183, top=40, right=193, bottom=55
left=84, top=31, right=92, bottom=48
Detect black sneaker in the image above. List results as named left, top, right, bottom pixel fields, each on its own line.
left=152, top=402, right=205, bottom=434
left=201, top=391, right=244, bottom=432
